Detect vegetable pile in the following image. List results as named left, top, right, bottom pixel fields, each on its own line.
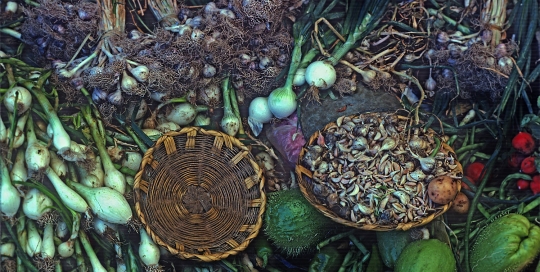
left=1, top=0, right=540, bottom=271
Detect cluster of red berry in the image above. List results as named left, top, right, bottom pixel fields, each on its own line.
left=508, top=132, right=539, bottom=194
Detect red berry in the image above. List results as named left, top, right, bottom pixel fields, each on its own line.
left=531, top=175, right=540, bottom=195
left=465, top=162, right=485, bottom=183
left=516, top=179, right=530, bottom=190
left=508, top=152, right=526, bottom=169
left=512, top=132, right=536, bottom=155
left=520, top=156, right=537, bottom=174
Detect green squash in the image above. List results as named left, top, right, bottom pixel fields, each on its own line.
left=470, top=213, right=540, bottom=272
left=394, top=239, right=456, bottom=272
left=376, top=230, right=413, bottom=268
left=263, top=189, right=335, bottom=256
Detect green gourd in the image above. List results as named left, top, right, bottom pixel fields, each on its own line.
left=470, top=213, right=540, bottom=272
left=394, top=239, right=456, bottom=272
left=263, top=189, right=334, bottom=256
left=376, top=230, right=413, bottom=268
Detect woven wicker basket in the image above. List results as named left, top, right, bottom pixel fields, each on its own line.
left=296, top=112, right=462, bottom=231
left=134, top=127, right=266, bottom=262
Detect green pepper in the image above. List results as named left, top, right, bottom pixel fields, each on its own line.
left=308, top=246, right=344, bottom=272
left=470, top=213, right=540, bottom=272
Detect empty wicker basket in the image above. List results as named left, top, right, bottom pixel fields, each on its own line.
left=134, top=127, right=266, bottom=262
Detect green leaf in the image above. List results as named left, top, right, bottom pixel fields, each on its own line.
left=520, top=114, right=540, bottom=139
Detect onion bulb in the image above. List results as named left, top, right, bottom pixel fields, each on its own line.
left=8, top=112, right=28, bottom=149
left=0, top=243, right=15, bottom=257
left=220, top=78, right=240, bottom=136
left=0, top=157, right=21, bottom=218
left=3, top=86, right=32, bottom=115
left=25, top=117, right=51, bottom=177
left=156, top=121, right=181, bottom=133
left=49, top=152, right=68, bottom=178
left=304, top=61, right=336, bottom=90
left=139, top=228, right=160, bottom=268
left=0, top=114, right=7, bottom=143
left=41, top=223, right=55, bottom=259
left=248, top=97, right=273, bottom=136
left=10, top=149, right=27, bottom=185
left=166, top=103, right=205, bottom=125
left=26, top=220, right=42, bottom=258
left=129, top=65, right=150, bottom=82
left=121, top=70, right=138, bottom=93
left=121, top=151, right=142, bottom=172
left=194, top=114, right=211, bottom=126
left=22, top=188, right=53, bottom=221
left=45, top=167, right=89, bottom=213
left=70, top=182, right=132, bottom=225
left=57, top=239, right=75, bottom=258
left=268, top=86, right=297, bottom=119
left=292, top=68, right=306, bottom=86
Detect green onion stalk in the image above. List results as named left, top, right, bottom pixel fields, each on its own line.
left=17, top=72, right=87, bottom=162
left=479, top=0, right=507, bottom=48
left=58, top=0, right=125, bottom=79
left=267, top=0, right=338, bottom=119
left=326, top=0, right=390, bottom=67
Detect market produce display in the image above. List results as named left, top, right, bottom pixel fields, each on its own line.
left=1, top=0, right=540, bottom=271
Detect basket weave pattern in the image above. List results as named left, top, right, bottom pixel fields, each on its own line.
left=296, top=112, right=462, bottom=231
left=134, top=127, right=265, bottom=262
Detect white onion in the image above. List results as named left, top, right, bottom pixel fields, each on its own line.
left=166, top=103, right=198, bottom=125
left=5, top=1, right=18, bottom=13
left=121, top=70, right=138, bottom=93
left=22, top=188, right=53, bottom=221
left=139, top=228, right=160, bottom=267
left=70, top=182, right=132, bottom=225
left=57, top=239, right=75, bottom=258
left=8, top=112, right=29, bottom=149
left=41, top=223, right=55, bottom=259
left=3, top=86, right=32, bottom=115
left=10, top=149, right=27, bottom=184
left=248, top=97, right=273, bottom=136
left=56, top=220, right=69, bottom=240
left=45, top=167, right=89, bottom=213
left=0, top=114, right=7, bottom=143
left=292, top=68, right=306, bottom=86
left=121, top=151, right=142, bottom=172
left=49, top=152, right=68, bottom=178
left=0, top=243, right=15, bottom=257
left=304, top=61, right=336, bottom=90
left=25, top=117, right=50, bottom=177
left=129, top=65, right=150, bottom=82
left=268, top=86, right=297, bottom=119
left=156, top=121, right=181, bottom=133
left=26, top=221, right=42, bottom=258
left=0, top=157, right=21, bottom=218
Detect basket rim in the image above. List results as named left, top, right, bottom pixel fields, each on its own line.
left=133, top=127, right=266, bottom=261
left=296, top=112, right=462, bottom=231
